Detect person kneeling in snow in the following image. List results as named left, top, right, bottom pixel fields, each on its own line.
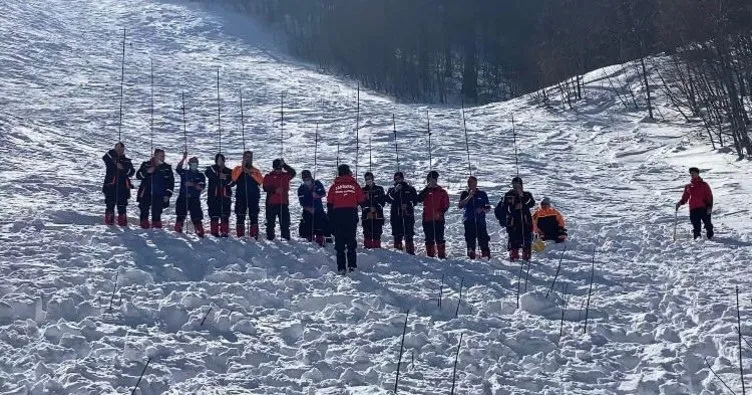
left=532, top=197, right=567, bottom=243
left=174, top=154, right=206, bottom=237
left=676, top=167, right=714, bottom=240
left=328, top=164, right=365, bottom=274
left=298, top=170, right=330, bottom=246
left=136, top=149, right=175, bottom=229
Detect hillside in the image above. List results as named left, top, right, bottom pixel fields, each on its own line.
left=1, top=0, right=751, bottom=394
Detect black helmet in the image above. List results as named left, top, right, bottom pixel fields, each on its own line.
left=272, top=159, right=283, bottom=170
left=427, top=170, right=439, bottom=181
left=689, top=167, right=700, bottom=175
left=338, top=164, right=352, bottom=176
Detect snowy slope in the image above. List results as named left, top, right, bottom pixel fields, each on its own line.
left=1, top=0, right=752, bottom=394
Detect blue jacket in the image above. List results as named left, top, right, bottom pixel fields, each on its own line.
left=176, top=162, right=206, bottom=200
left=459, top=189, right=490, bottom=222
left=298, top=180, right=326, bottom=212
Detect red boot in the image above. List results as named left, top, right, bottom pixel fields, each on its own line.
left=105, top=213, right=115, bottom=225
left=509, top=249, right=520, bottom=262
left=372, top=238, right=381, bottom=249
left=219, top=219, right=229, bottom=237
left=481, top=247, right=491, bottom=259
left=140, top=220, right=150, bottom=229
left=522, top=248, right=532, bottom=261
left=363, top=238, right=372, bottom=249
left=249, top=224, right=259, bottom=240
left=194, top=221, right=205, bottom=238
left=315, top=234, right=325, bottom=247
left=210, top=219, right=220, bottom=237
left=426, top=243, right=436, bottom=257
left=117, top=214, right=128, bottom=227
left=236, top=223, right=245, bottom=238
left=437, top=244, right=447, bottom=259
left=394, top=240, right=404, bottom=251
left=151, top=221, right=163, bottom=229
left=467, top=249, right=476, bottom=260
left=405, top=241, right=415, bottom=255
left=174, top=221, right=184, bottom=233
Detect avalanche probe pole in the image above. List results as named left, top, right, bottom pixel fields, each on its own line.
left=393, top=114, right=400, bottom=172
left=355, top=82, right=360, bottom=179
left=461, top=101, right=472, bottom=176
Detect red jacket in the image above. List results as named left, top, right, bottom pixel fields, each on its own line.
left=418, top=186, right=450, bottom=221
left=679, top=178, right=713, bottom=210
left=263, top=171, right=294, bottom=205
left=327, top=176, right=365, bottom=209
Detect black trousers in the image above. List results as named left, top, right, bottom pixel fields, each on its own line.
left=362, top=212, right=384, bottom=239
left=139, top=195, right=165, bottom=222
left=299, top=210, right=330, bottom=240
left=235, top=197, right=260, bottom=226
left=464, top=218, right=490, bottom=250
left=331, top=208, right=358, bottom=271
left=507, top=227, right=533, bottom=250
left=266, top=204, right=291, bottom=240
left=423, top=220, right=446, bottom=244
left=176, top=195, right=203, bottom=223
left=390, top=215, right=415, bottom=243
left=690, top=207, right=714, bottom=239
left=104, top=187, right=128, bottom=215
left=207, top=197, right=231, bottom=221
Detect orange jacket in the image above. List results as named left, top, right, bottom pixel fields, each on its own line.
left=231, top=165, right=264, bottom=185
left=531, top=207, right=565, bottom=234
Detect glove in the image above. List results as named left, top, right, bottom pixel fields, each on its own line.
left=706, top=207, right=712, bottom=215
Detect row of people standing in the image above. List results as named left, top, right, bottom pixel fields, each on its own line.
left=102, top=143, right=297, bottom=240
left=101, top=143, right=569, bottom=268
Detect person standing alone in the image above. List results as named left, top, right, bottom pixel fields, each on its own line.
left=676, top=167, right=714, bottom=240
left=327, top=164, right=364, bottom=274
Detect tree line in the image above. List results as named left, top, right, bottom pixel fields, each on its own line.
left=202, top=0, right=751, bottom=158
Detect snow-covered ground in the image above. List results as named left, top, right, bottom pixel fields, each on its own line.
left=1, top=0, right=751, bottom=393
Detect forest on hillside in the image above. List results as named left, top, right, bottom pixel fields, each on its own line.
left=208, top=0, right=751, bottom=158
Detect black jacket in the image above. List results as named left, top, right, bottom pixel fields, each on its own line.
left=495, top=189, right=535, bottom=228
left=102, top=149, right=135, bottom=194
left=360, top=184, right=386, bottom=220
left=386, top=182, right=418, bottom=217
left=136, top=160, right=175, bottom=203
left=205, top=165, right=233, bottom=200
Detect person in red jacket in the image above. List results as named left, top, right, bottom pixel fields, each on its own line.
left=263, top=158, right=296, bottom=241
left=417, top=171, right=450, bottom=258
left=676, top=167, right=714, bottom=240
left=327, top=164, right=365, bottom=274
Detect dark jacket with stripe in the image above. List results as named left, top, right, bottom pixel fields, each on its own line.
left=102, top=149, right=135, bottom=195
left=205, top=165, right=233, bottom=201
left=495, top=189, right=535, bottom=229
left=136, top=160, right=175, bottom=202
